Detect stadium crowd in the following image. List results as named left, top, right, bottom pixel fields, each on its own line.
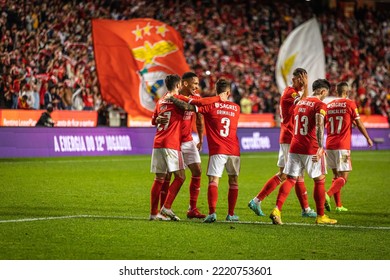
left=0, top=0, right=389, bottom=124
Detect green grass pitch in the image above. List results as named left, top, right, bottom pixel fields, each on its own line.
left=0, top=151, right=389, bottom=260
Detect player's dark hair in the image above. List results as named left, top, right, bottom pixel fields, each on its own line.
left=165, top=74, right=181, bottom=91
left=216, top=79, right=231, bottom=94
left=312, top=79, right=330, bottom=92
left=182, top=72, right=197, bottom=80
left=336, top=81, right=349, bottom=96
left=292, top=68, right=307, bottom=77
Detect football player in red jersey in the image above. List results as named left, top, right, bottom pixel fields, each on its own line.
left=248, top=68, right=317, bottom=219
left=149, top=74, right=186, bottom=221
left=154, top=72, right=207, bottom=219
left=167, top=79, right=239, bottom=223
left=270, top=79, right=337, bottom=225
left=324, top=82, right=373, bottom=212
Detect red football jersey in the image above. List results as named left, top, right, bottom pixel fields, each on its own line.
left=180, top=94, right=199, bottom=143
left=176, top=94, right=222, bottom=143
left=290, top=97, right=327, bottom=155
left=152, top=92, right=184, bottom=150
left=326, top=98, right=360, bottom=150
left=197, top=101, right=240, bottom=156
left=279, top=86, right=301, bottom=144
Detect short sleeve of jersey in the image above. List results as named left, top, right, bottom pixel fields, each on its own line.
left=349, top=100, right=360, bottom=120
left=317, top=102, right=327, bottom=117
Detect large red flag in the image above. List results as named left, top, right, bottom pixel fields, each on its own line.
left=92, top=19, right=190, bottom=125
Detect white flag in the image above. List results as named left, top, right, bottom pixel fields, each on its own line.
left=276, top=18, right=325, bottom=95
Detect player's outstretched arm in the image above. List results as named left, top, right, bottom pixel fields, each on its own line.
left=188, top=91, right=229, bottom=106
left=168, top=95, right=197, bottom=111
left=189, top=95, right=220, bottom=106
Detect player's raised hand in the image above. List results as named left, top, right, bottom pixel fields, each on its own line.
left=300, top=72, right=308, bottom=88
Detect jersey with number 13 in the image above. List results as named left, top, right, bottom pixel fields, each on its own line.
left=290, top=97, right=327, bottom=155
left=197, top=101, right=240, bottom=156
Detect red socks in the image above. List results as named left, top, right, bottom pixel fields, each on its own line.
left=228, top=183, right=239, bottom=216
left=150, top=178, right=165, bottom=215
left=295, top=179, right=309, bottom=209
left=276, top=178, right=296, bottom=210
left=334, top=191, right=342, bottom=207
left=159, top=179, right=170, bottom=209
left=189, top=176, right=201, bottom=210
left=313, top=178, right=326, bottom=216
left=257, top=175, right=282, bottom=201
left=207, top=181, right=218, bottom=214
left=163, top=177, right=184, bottom=209
left=327, top=177, right=346, bottom=197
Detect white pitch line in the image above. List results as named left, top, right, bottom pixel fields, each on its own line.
left=0, top=215, right=389, bottom=230
left=0, top=215, right=90, bottom=223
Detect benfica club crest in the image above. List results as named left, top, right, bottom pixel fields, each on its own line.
left=92, top=19, right=190, bottom=120
left=129, top=20, right=190, bottom=112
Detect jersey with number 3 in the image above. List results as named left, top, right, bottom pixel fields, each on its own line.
left=290, top=97, right=327, bottom=155
left=152, top=92, right=184, bottom=150
left=197, top=101, right=240, bottom=156
left=326, top=98, right=360, bottom=150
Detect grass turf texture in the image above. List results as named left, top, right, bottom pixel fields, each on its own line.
left=0, top=151, right=389, bottom=260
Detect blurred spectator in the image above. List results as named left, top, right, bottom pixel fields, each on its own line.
left=43, top=85, right=53, bottom=109
left=72, top=87, right=84, bottom=111
left=240, top=92, right=252, bottom=114
left=248, top=88, right=261, bottom=113
left=17, top=94, right=29, bottom=109
left=82, top=87, right=94, bottom=111
left=31, top=82, right=40, bottom=110
left=21, top=83, right=35, bottom=109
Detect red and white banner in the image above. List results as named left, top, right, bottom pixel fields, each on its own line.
left=276, top=18, right=325, bottom=95
left=92, top=18, right=190, bottom=122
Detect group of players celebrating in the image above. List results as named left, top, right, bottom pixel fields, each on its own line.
left=149, top=69, right=373, bottom=225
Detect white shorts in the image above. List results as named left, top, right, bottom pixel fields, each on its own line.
left=150, top=148, right=185, bottom=173
left=207, top=154, right=240, bottom=177
left=326, top=149, right=352, bottom=172
left=181, top=140, right=201, bottom=166
left=277, top=143, right=290, bottom=167
left=284, top=153, right=327, bottom=179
